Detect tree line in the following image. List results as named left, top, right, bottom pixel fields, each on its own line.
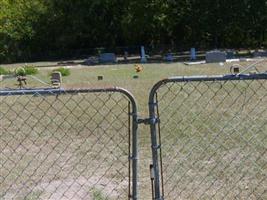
left=0, top=0, right=266, bottom=63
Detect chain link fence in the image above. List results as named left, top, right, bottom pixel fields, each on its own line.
left=1, top=73, right=267, bottom=200
left=0, top=88, right=138, bottom=200
left=149, top=74, right=267, bottom=200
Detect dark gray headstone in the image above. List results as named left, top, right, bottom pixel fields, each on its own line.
left=99, top=53, right=117, bottom=63
left=84, top=56, right=98, bottom=65
left=164, top=53, right=174, bottom=62
left=226, top=50, right=235, bottom=59
left=253, top=50, right=267, bottom=57
left=124, top=51, right=128, bottom=61
left=206, top=50, right=226, bottom=63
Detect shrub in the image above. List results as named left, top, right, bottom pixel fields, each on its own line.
left=0, top=67, right=9, bottom=75
left=52, top=67, right=70, bottom=76
left=15, top=67, right=26, bottom=76
left=24, top=65, right=38, bottom=75
left=14, top=66, right=38, bottom=76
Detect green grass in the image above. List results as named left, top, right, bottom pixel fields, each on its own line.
left=24, top=190, right=43, bottom=200
left=1, top=61, right=266, bottom=199
left=24, top=66, right=39, bottom=75
left=1, top=61, right=266, bottom=113
left=92, top=188, right=106, bottom=200
left=155, top=79, right=267, bottom=199
left=0, top=66, right=11, bottom=75
left=52, top=67, right=70, bottom=76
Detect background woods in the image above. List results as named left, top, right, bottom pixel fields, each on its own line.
left=0, top=0, right=266, bottom=63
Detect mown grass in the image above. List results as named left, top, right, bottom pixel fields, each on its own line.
left=92, top=188, right=106, bottom=200
left=156, top=79, right=267, bottom=199
left=1, top=92, right=130, bottom=199
left=3, top=61, right=266, bottom=112
left=1, top=61, right=267, bottom=199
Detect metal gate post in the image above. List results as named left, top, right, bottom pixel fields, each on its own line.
left=149, top=101, right=162, bottom=200
left=148, top=80, right=168, bottom=200
left=130, top=98, right=139, bottom=200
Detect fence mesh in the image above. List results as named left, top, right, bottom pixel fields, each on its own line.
left=151, top=77, right=267, bottom=199
left=1, top=74, right=267, bottom=200
left=0, top=89, right=137, bottom=200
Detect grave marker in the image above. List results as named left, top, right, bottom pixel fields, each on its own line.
left=140, top=46, right=147, bottom=63
left=190, top=48, right=196, bottom=60
left=206, top=50, right=226, bottom=63
left=99, top=53, right=117, bottom=63
left=253, top=50, right=267, bottom=57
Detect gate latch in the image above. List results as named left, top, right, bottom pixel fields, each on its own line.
left=137, top=117, right=159, bottom=125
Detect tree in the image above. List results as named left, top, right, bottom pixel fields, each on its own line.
left=0, top=0, right=266, bottom=63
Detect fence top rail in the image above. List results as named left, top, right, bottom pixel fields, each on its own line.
left=0, top=86, right=128, bottom=96
left=167, top=73, right=267, bottom=83
left=0, top=87, right=137, bottom=111
left=148, top=73, right=267, bottom=103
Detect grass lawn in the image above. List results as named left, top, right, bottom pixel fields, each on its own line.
left=1, top=61, right=267, bottom=199
left=2, top=61, right=266, bottom=113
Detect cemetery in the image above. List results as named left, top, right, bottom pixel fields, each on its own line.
left=1, top=1, right=267, bottom=199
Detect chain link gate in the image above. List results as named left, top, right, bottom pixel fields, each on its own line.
left=0, top=88, right=138, bottom=200
left=148, top=73, right=267, bottom=200
left=1, top=73, right=267, bottom=200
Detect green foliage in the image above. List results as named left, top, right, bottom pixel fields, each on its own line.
left=0, top=0, right=47, bottom=63
left=15, top=67, right=26, bottom=76
left=24, top=66, right=39, bottom=75
left=14, top=66, right=38, bottom=76
left=0, top=67, right=9, bottom=75
left=52, top=67, right=70, bottom=76
left=0, top=0, right=267, bottom=63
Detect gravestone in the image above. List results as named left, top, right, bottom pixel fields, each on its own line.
left=226, top=50, right=235, bottom=59
left=206, top=50, right=226, bottom=63
left=99, top=53, right=117, bottom=63
left=124, top=51, right=128, bottom=61
left=164, top=53, right=174, bottom=62
left=51, top=72, right=62, bottom=87
left=253, top=50, right=267, bottom=57
left=190, top=48, right=196, bottom=60
left=140, top=46, right=147, bottom=63
left=84, top=56, right=98, bottom=65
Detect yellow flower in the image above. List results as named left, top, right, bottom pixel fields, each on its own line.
left=134, top=64, right=143, bottom=73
